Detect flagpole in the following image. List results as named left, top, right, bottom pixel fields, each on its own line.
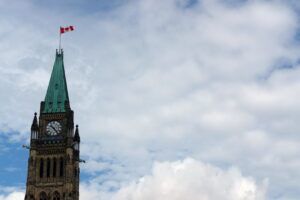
left=59, top=27, right=62, bottom=53
left=58, top=26, right=74, bottom=53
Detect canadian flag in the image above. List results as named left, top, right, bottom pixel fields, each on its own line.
left=60, top=26, right=75, bottom=34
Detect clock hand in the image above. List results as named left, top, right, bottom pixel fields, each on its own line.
left=50, top=124, right=59, bottom=135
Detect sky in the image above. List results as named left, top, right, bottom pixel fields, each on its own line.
left=0, top=0, right=300, bottom=199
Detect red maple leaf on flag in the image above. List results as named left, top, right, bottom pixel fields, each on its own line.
left=60, top=26, right=75, bottom=34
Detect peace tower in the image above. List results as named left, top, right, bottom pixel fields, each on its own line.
left=24, top=49, right=80, bottom=200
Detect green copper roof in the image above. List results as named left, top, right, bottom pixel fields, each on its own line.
left=43, top=51, right=69, bottom=113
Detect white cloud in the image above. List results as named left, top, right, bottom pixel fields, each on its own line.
left=81, top=158, right=267, bottom=200
left=74, top=2, right=299, bottom=198
left=0, top=192, right=24, bottom=200
left=0, top=187, right=24, bottom=200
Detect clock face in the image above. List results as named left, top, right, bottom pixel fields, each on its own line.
left=46, top=121, right=62, bottom=136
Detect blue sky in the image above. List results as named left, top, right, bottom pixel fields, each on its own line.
left=1, top=0, right=300, bottom=199
left=0, top=135, right=26, bottom=187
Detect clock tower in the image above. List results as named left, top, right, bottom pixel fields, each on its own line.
left=24, top=50, right=80, bottom=200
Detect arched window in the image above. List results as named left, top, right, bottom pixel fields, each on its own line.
left=74, top=168, right=77, bottom=177
left=40, top=158, right=44, bottom=178
left=53, top=158, right=57, bottom=177
left=59, top=157, right=64, bottom=177
left=47, top=158, right=51, bottom=177
left=53, top=191, right=60, bottom=200
left=39, top=192, right=47, bottom=200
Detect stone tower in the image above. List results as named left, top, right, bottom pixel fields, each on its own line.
left=24, top=50, right=80, bottom=200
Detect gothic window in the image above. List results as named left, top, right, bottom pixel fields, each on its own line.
left=39, top=192, right=47, bottom=200
left=59, top=157, right=64, bottom=177
left=40, top=158, right=44, bottom=178
left=53, top=191, right=60, bottom=200
left=74, top=168, right=77, bottom=177
left=47, top=158, right=51, bottom=177
left=53, top=158, right=57, bottom=177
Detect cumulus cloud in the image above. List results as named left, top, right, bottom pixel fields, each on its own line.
left=0, top=187, right=24, bottom=200
left=77, top=1, right=299, bottom=198
left=81, top=158, right=267, bottom=200
left=0, top=193, right=24, bottom=200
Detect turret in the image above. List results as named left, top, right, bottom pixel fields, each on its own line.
left=31, top=112, right=38, bottom=140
